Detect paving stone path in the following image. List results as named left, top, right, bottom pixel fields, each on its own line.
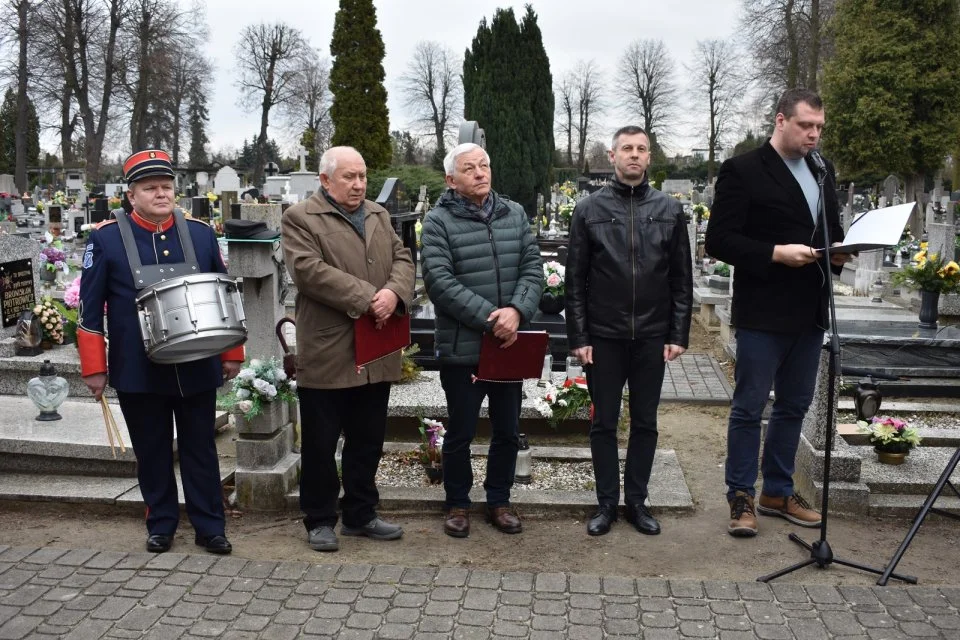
left=662, top=354, right=732, bottom=404
left=1, top=545, right=959, bottom=639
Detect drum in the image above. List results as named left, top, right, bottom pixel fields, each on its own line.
left=136, top=273, right=247, bottom=364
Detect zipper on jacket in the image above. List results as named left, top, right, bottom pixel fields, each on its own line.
left=629, top=188, right=637, bottom=339
left=453, top=322, right=461, bottom=354
left=486, top=221, right=503, bottom=307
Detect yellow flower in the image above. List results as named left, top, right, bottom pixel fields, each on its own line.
left=913, top=250, right=927, bottom=262
left=943, top=261, right=960, bottom=276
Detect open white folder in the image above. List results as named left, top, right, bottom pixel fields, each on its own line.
left=821, top=202, right=915, bottom=254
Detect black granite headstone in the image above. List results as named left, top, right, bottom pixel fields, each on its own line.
left=192, top=197, right=211, bottom=220
left=0, top=258, right=36, bottom=328
left=91, top=198, right=109, bottom=223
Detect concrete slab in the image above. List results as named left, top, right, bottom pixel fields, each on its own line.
left=0, top=397, right=138, bottom=463
left=390, top=354, right=731, bottom=420
left=0, top=473, right=138, bottom=503
left=286, top=449, right=694, bottom=515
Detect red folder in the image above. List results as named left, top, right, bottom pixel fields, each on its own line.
left=354, top=313, right=411, bottom=369
left=477, top=331, right=549, bottom=381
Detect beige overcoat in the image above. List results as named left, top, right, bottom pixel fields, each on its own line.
left=281, top=192, right=415, bottom=389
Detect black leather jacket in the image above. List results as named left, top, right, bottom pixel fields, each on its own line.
left=565, top=177, right=693, bottom=348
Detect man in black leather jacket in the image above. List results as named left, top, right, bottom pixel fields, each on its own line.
left=565, top=125, right=692, bottom=537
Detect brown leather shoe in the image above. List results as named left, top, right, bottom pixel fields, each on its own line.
left=486, top=506, right=522, bottom=534
left=444, top=508, right=470, bottom=538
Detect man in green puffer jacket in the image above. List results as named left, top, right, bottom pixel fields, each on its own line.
left=421, top=142, right=543, bottom=539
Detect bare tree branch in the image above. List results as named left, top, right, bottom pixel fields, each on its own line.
left=234, top=21, right=308, bottom=186
left=615, top=38, right=678, bottom=153
left=398, top=40, right=462, bottom=167
left=687, top=39, right=744, bottom=182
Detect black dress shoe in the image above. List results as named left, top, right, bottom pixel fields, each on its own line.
left=146, top=534, right=172, bottom=553
left=195, top=535, right=232, bottom=555
left=587, top=504, right=618, bottom=536
left=625, top=502, right=661, bottom=535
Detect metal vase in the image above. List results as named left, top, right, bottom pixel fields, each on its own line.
left=918, top=290, right=940, bottom=329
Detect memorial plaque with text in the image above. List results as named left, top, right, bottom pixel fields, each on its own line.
left=0, top=259, right=36, bottom=328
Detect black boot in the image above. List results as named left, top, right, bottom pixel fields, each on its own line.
left=587, top=504, right=618, bottom=536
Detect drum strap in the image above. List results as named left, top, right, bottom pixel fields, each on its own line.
left=114, top=209, right=201, bottom=290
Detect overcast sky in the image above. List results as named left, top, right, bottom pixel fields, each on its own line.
left=196, top=0, right=744, bottom=157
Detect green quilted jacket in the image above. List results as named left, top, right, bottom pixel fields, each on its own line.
left=421, top=189, right=543, bottom=365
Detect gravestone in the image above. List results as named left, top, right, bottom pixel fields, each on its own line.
left=263, top=176, right=288, bottom=199
left=0, top=175, right=15, bottom=195
left=854, top=249, right=884, bottom=296
left=377, top=178, right=418, bottom=290
left=195, top=171, right=209, bottom=193
left=288, top=145, right=320, bottom=201
left=214, top=166, right=240, bottom=194
left=661, top=179, right=694, bottom=195
left=458, top=121, right=486, bottom=147
left=191, top=197, right=211, bottom=221
left=91, top=198, right=109, bottom=224
left=704, top=182, right=716, bottom=206
left=0, top=235, right=41, bottom=341
left=46, top=205, right=63, bottom=237
left=221, top=191, right=238, bottom=221
left=882, top=175, right=899, bottom=203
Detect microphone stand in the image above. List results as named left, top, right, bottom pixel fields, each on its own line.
left=757, top=160, right=917, bottom=584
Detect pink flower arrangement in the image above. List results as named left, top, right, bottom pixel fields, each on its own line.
left=64, top=275, right=81, bottom=308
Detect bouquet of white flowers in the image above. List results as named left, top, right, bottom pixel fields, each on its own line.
left=217, top=357, right=297, bottom=417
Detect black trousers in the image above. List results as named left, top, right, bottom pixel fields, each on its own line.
left=116, top=390, right=225, bottom=538
left=439, top=365, right=521, bottom=509
left=586, top=336, right=667, bottom=507
left=297, top=382, right=390, bottom=530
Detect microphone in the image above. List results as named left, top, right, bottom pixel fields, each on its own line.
left=808, top=149, right=828, bottom=175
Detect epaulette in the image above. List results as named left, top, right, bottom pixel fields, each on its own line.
left=95, top=219, right=117, bottom=230
left=186, top=218, right=212, bottom=228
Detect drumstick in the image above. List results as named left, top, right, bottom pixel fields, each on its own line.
left=100, top=397, right=127, bottom=457
left=100, top=397, right=116, bottom=457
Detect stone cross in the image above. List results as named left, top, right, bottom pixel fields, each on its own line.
left=297, top=146, right=308, bottom=173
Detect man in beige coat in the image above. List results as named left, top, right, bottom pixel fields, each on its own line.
left=282, top=146, right=415, bottom=552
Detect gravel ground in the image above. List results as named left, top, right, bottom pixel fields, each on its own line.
left=375, top=451, right=623, bottom=491
left=836, top=410, right=960, bottom=430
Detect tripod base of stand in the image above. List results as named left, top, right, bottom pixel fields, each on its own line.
left=757, top=534, right=918, bottom=583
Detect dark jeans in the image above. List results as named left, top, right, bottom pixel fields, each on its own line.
left=439, top=365, right=522, bottom=509
left=725, top=328, right=824, bottom=501
left=297, top=383, right=390, bottom=530
left=116, top=390, right=225, bottom=538
left=586, top=336, right=667, bottom=507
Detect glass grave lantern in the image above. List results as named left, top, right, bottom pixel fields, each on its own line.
left=27, top=360, right=69, bottom=421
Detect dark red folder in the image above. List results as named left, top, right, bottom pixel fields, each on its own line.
left=477, top=331, right=549, bottom=381
left=354, top=313, right=411, bottom=369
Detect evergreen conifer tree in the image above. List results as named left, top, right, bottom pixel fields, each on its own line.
left=0, top=89, right=39, bottom=176
left=822, top=0, right=960, bottom=186
left=463, top=7, right=553, bottom=216
left=329, top=0, right=391, bottom=170
left=187, top=87, right=210, bottom=167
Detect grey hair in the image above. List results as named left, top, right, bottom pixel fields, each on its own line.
left=319, top=146, right=361, bottom=176
left=443, top=143, right=490, bottom=176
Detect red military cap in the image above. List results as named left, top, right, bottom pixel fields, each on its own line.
left=123, top=149, right=175, bottom=184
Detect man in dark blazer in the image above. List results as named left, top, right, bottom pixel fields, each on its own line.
left=705, top=88, right=851, bottom=538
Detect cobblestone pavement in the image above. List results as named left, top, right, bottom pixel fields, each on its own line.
left=2, top=546, right=959, bottom=639
left=662, top=354, right=732, bottom=404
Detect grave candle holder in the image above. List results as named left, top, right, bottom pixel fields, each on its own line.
left=27, top=360, right=69, bottom=421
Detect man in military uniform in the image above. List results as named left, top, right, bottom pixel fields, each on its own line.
left=77, top=149, right=244, bottom=554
